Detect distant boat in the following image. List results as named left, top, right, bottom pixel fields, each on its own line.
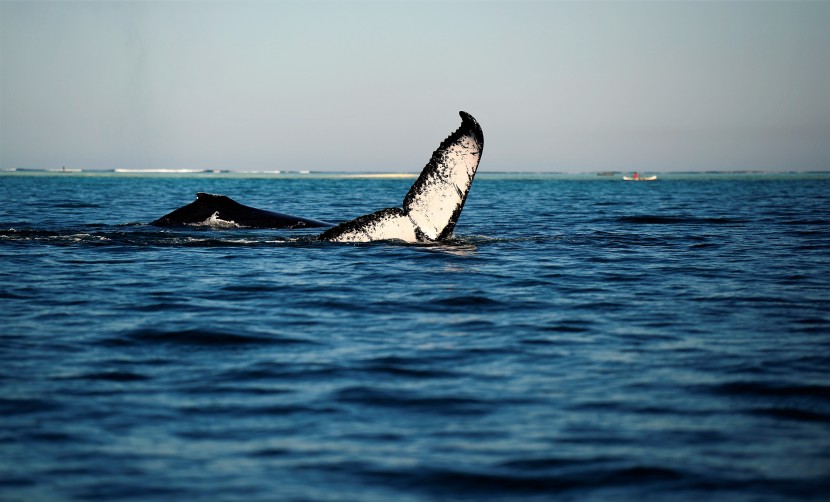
left=623, top=172, right=657, bottom=181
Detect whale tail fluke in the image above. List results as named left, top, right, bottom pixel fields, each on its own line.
left=319, top=111, right=483, bottom=243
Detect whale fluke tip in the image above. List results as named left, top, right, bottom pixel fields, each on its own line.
left=458, top=111, right=483, bottom=145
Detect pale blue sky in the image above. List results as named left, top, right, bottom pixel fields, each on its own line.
left=1, top=0, right=828, bottom=172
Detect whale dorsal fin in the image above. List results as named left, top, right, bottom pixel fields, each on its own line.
left=320, top=111, right=483, bottom=243
left=151, top=192, right=333, bottom=228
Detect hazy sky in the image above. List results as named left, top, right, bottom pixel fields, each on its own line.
left=1, top=1, right=828, bottom=172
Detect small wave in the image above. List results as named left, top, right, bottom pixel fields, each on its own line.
left=0, top=290, right=30, bottom=300
left=780, top=219, right=829, bottom=225
left=51, top=202, right=103, bottom=209
left=708, top=381, right=830, bottom=398
left=175, top=403, right=335, bottom=418
left=434, top=294, right=501, bottom=306
left=700, top=380, right=830, bottom=423
left=106, top=328, right=311, bottom=347
left=0, top=397, right=62, bottom=415
left=615, top=215, right=746, bottom=225
left=212, top=364, right=339, bottom=382
left=0, top=227, right=297, bottom=247
left=750, top=407, right=829, bottom=422
left=498, top=455, right=618, bottom=469
left=23, top=431, right=78, bottom=443
left=221, top=283, right=280, bottom=293
left=129, top=302, right=198, bottom=313
left=249, top=447, right=293, bottom=458
left=179, top=385, right=293, bottom=396
left=359, top=357, right=459, bottom=378
left=0, top=228, right=113, bottom=245
left=70, top=371, right=151, bottom=382
left=1, top=228, right=61, bottom=239
left=334, top=386, right=496, bottom=415
left=540, top=323, right=592, bottom=333
left=322, top=463, right=689, bottom=495
left=428, top=294, right=513, bottom=312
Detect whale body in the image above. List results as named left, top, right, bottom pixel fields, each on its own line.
left=151, top=192, right=333, bottom=229
left=151, top=111, right=484, bottom=243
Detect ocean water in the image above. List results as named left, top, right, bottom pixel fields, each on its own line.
left=1, top=171, right=829, bottom=501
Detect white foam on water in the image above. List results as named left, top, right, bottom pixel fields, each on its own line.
left=192, top=212, right=241, bottom=228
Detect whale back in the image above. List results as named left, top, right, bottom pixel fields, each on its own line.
left=320, top=111, right=483, bottom=243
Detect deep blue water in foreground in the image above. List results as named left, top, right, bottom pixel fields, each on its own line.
left=1, top=172, right=829, bottom=501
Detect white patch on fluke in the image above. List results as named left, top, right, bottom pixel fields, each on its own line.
left=404, top=134, right=480, bottom=240
left=320, top=112, right=483, bottom=243
left=326, top=209, right=419, bottom=243
left=194, top=211, right=241, bottom=228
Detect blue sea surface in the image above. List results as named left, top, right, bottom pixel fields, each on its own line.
left=1, top=171, right=829, bottom=501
